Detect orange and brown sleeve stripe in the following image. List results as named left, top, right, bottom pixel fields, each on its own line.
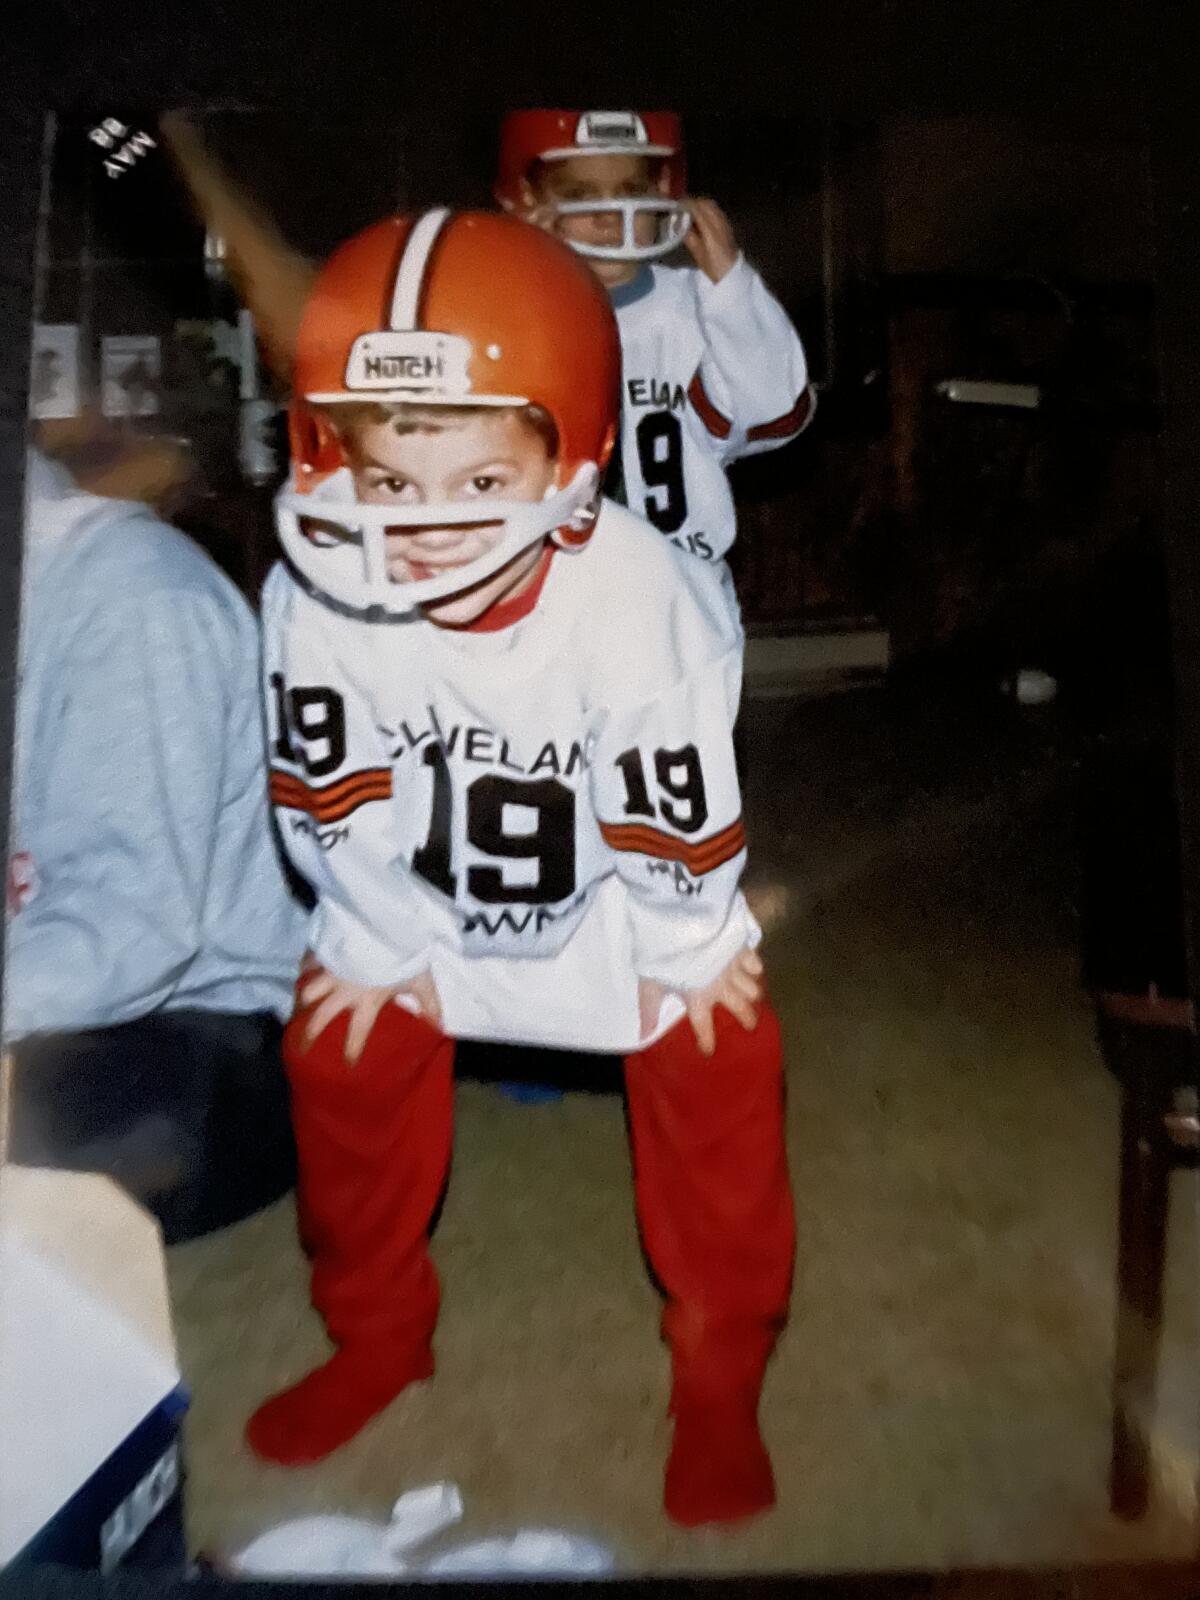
left=687, top=372, right=733, bottom=440
left=269, top=766, right=393, bottom=825
left=600, top=816, right=746, bottom=876
left=746, top=386, right=815, bottom=443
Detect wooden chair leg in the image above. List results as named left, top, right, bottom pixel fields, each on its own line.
left=1110, top=1057, right=1172, bottom=1519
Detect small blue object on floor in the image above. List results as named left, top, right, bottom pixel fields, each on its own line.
left=495, top=1081, right=565, bottom=1105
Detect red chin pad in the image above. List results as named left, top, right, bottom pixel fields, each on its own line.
left=289, top=402, right=345, bottom=488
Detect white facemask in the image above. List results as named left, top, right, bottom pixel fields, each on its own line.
left=553, top=198, right=690, bottom=262
left=275, top=463, right=599, bottom=618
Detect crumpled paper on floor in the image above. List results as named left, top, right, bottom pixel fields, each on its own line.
left=228, top=1481, right=614, bottom=1580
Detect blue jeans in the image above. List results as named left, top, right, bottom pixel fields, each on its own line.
left=8, top=1008, right=295, bottom=1244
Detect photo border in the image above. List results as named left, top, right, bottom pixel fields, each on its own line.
left=2, top=5, right=1197, bottom=1594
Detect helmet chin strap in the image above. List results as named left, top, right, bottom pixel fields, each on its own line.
left=554, top=199, right=690, bottom=262
left=276, top=464, right=600, bottom=619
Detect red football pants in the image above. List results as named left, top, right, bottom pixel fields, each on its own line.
left=283, top=993, right=795, bottom=1368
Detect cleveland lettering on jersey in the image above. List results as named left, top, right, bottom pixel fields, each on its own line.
left=384, top=709, right=591, bottom=779
left=626, top=377, right=687, bottom=412
left=612, top=260, right=811, bottom=567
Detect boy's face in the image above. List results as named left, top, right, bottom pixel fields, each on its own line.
left=346, top=409, right=557, bottom=628
left=523, top=153, right=668, bottom=289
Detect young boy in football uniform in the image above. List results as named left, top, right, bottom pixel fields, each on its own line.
left=496, top=109, right=814, bottom=600
left=251, top=209, right=795, bottom=1529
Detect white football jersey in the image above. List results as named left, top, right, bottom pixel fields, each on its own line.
left=262, top=501, right=760, bottom=1054
left=609, top=255, right=813, bottom=569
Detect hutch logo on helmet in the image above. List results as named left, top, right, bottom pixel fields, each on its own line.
left=370, top=353, right=441, bottom=381
left=344, top=332, right=473, bottom=396
left=577, top=111, right=648, bottom=147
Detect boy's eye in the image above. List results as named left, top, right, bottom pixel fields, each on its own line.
left=469, top=474, right=501, bottom=494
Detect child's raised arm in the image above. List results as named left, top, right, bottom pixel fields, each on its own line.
left=686, top=199, right=815, bottom=462
left=160, top=112, right=315, bottom=385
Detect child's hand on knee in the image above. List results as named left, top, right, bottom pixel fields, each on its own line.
left=638, top=946, right=764, bottom=1057
left=298, top=966, right=442, bottom=1064
left=682, top=947, right=763, bottom=1056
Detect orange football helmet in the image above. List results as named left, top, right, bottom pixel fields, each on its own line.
left=495, top=110, right=689, bottom=263
left=276, top=208, right=620, bottom=616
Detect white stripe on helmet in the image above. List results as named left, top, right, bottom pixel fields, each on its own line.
left=389, top=207, right=451, bottom=331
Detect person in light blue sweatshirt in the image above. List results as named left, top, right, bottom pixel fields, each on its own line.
left=4, top=448, right=307, bottom=1241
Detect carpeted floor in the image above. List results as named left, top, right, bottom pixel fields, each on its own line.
left=166, top=685, right=1200, bottom=1574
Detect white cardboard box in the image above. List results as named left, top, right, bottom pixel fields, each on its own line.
left=0, top=1167, right=184, bottom=1568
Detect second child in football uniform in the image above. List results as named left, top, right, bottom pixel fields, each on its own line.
left=497, top=108, right=815, bottom=609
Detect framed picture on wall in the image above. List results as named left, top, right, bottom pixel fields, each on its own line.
left=29, top=323, right=80, bottom=420
left=100, top=333, right=161, bottom=418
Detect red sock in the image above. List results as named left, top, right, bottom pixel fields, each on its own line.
left=624, top=1004, right=791, bottom=1528
left=664, top=1394, right=776, bottom=1528
left=244, top=1341, right=434, bottom=1466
